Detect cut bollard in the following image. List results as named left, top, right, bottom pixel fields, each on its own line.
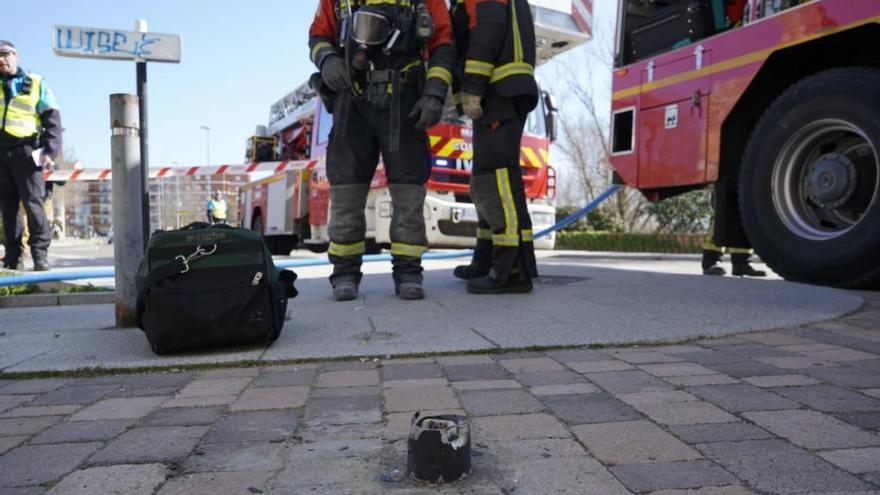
left=407, top=413, right=472, bottom=483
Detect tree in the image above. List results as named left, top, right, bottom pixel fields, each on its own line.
left=647, top=190, right=714, bottom=234
left=552, top=45, right=654, bottom=233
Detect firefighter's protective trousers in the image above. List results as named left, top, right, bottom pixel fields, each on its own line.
left=326, top=87, right=431, bottom=287
left=468, top=93, right=537, bottom=283
left=709, top=178, right=751, bottom=251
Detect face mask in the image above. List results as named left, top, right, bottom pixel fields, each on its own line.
left=351, top=9, right=391, bottom=46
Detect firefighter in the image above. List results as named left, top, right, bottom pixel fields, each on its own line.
left=703, top=184, right=765, bottom=277
left=309, top=0, right=454, bottom=301
left=206, top=190, right=228, bottom=225
left=0, top=40, right=60, bottom=272
left=450, top=0, right=538, bottom=294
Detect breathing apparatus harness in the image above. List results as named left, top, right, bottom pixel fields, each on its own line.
left=332, top=0, right=435, bottom=150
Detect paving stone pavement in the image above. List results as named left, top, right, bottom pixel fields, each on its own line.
left=0, top=296, right=879, bottom=494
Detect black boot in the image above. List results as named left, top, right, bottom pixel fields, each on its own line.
left=731, top=253, right=766, bottom=277
left=32, top=254, right=50, bottom=272
left=467, top=267, right=533, bottom=295
left=454, top=239, right=492, bottom=280
left=2, top=257, right=23, bottom=271
left=701, top=250, right=725, bottom=276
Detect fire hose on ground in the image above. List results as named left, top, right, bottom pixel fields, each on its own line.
left=0, top=185, right=621, bottom=288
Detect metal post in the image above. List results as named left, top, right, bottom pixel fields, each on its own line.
left=135, top=19, right=150, bottom=250
left=110, top=94, right=144, bottom=328
left=136, top=61, right=149, bottom=249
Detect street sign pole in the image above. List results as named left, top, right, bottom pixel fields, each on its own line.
left=52, top=22, right=182, bottom=253
left=135, top=21, right=150, bottom=250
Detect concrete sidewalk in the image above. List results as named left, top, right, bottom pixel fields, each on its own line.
left=0, top=296, right=878, bottom=494
left=0, top=254, right=864, bottom=373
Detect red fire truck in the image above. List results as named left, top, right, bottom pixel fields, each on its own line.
left=610, top=0, right=880, bottom=288
left=240, top=0, right=592, bottom=255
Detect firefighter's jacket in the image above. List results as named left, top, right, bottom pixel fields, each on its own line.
left=309, top=0, right=454, bottom=101
left=451, top=0, right=538, bottom=101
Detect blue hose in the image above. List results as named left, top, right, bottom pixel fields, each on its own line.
left=0, top=185, right=621, bottom=287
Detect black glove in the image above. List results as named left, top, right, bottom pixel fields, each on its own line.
left=408, top=95, right=444, bottom=131
left=320, top=55, right=350, bottom=93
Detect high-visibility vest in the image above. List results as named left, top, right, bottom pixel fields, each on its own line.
left=0, top=73, right=43, bottom=138
left=209, top=199, right=228, bottom=219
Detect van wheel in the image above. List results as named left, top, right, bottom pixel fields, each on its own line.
left=739, top=68, right=880, bottom=288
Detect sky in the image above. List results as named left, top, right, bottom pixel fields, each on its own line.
left=4, top=0, right=616, bottom=171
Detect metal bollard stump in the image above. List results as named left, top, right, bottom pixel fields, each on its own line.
left=109, top=94, right=144, bottom=328
left=407, top=412, right=472, bottom=483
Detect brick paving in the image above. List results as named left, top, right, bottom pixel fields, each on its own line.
left=0, top=299, right=879, bottom=493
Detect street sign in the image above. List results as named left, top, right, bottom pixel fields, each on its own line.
left=53, top=25, right=182, bottom=63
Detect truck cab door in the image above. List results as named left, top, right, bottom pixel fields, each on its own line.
left=636, top=45, right=711, bottom=188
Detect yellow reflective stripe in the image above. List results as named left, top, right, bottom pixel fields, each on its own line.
left=402, top=59, right=422, bottom=72
left=538, top=148, right=549, bottom=164
left=427, top=66, right=452, bottom=85
left=7, top=99, right=36, bottom=113
left=522, top=147, right=542, bottom=168
left=2, top=118, right=39, bottom=133
left=510, top=0, right=523, bottom=63
left=476, top=228, right=492, bottom=240
left=702, top=233, right=722, bottom=252
left=390, top=242, right=428, bottom=257
left=728, top=247, right=752, bottom=255
left=490, top=62, right=534, bottom=83
left=329, top=241, right=366, bottom=257
left=437, top=138, right=462, bottom=158
left=522, top=229, right=533, bottom=242
left=495, top=168, right=519, bottom=245
left=465, top=60, right=494, bottom=77
left=492, top=233, right=520, bottom=247
left=366, top=0, right=411, bottom=5
left=311, top=41, right=333, bottom=63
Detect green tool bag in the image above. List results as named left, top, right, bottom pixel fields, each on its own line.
left=135, top=222, right=298, bottom=355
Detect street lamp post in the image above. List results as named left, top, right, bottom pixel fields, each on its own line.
left=200, top=125, right=211, bottom=165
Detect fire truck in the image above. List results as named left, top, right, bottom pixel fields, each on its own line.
left=239, top=0, right=592, bottom=255
left=610, top=0, right=880, bottom=288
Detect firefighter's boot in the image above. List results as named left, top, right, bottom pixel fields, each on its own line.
left=731, top=253, right=766, bottom=277
left=328, top=184, right=371, bottom=297
left=32, top=253, right=50, bottom=272
left=467, top=269, right=533, bottom=294
left=388, top=184, right=428, bottom=300
left=395, top=282, right=425, bottom=300
left=332, top=281, right=359, bottom=301
left=701, top=249, right=725, bottom=276
left=454, top=228, right=492, bottom=280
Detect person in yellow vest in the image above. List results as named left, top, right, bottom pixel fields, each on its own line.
left=0, top=41, right=60, bottom=271
left=206, top=190, right=228, bottom=225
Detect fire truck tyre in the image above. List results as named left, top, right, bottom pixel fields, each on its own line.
left=739, top=67, right=880, bottom=289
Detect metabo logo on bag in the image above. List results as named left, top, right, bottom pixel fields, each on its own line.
left=185, top=232, right=227, bottom=243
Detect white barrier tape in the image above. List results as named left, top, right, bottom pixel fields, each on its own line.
left=43, top=159, right=322, bottom=182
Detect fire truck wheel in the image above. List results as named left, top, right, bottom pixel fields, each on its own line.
left=739, top=67, right=880, bottom=289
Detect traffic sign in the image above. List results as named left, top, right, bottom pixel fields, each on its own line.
left=53, top=25, right=182, bottom=63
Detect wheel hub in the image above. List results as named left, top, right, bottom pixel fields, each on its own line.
left=805, top=153, right=857, bottom=208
